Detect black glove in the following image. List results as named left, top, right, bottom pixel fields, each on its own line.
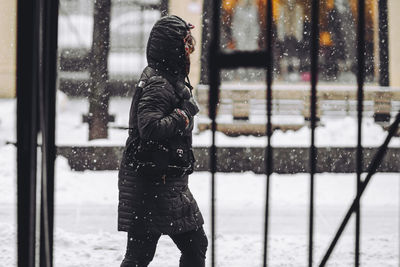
left=173, top=97, right=199, bottom=132
left=181, top=97, right=199, bottom=117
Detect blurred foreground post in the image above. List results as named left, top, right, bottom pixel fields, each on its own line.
left=84, top=0, right=114, bottom=140
left=374, top=0, right=391, bottom=124
left=17, top=0, right=58, bottom=265
left=17, top=0, right=39, bottom=264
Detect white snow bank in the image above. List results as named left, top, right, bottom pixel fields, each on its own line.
left=3, top=98, right=395, bottom=147
left=52, top=97, right=400, bottom=147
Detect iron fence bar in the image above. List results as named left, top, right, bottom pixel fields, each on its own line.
left=309, top=0, right=320, bottom=266
left=319, top=111, right=400, bottom=266
left=209, top=0, right=222, bottom=266
left=39, top=0, right=59, bottom=265
left=378, top=0, right=389, bottom=87
left=217, top=51, right=268, bottom=69
left=200, top=0, right=212, bottom=84
left=376, top=0, right=390, bottom=122
left=17, top=0, right=40, bottom=265
left=38, top=0, right=47, bottom=264
left=262, top=0, right=274, bottom=266
left=356, top=0, right=366, bottom=265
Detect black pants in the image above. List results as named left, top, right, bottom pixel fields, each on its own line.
left=120, top=227, right=208, bottom=267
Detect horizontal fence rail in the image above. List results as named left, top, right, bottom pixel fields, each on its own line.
left=55, top=146, right=400, bottom=173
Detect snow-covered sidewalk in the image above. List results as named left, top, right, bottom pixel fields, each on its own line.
left=1, top=97, right=400, bottom=266
left=2, top=151, right=399, bottom=266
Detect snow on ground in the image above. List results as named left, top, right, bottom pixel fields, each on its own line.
left=1, top=97, right=400, bottom=266
left=51, top=95, right=400, bottom=147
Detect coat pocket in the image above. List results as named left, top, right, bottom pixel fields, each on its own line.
left=134, top=139, right=169, bottom=176
left=167, top=142, right=195, bottom=176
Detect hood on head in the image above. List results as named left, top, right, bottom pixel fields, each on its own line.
left=146, top=15, right=192, bottom=83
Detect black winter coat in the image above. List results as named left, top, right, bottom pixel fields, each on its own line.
left=118, top=16, right=204, bottom=235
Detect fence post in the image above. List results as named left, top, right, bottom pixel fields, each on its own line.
left=303, top=90, right=321, bottom=122
left=17, top=0, right=39, bottom=265
left=374, top=0, right=391, bottom=123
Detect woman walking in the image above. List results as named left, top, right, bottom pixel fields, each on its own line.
left=118, top=15, right=207, bottom=267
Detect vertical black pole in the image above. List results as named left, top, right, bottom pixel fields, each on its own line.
left=209, top=0, right=221, bottom=266
left=263, top=0, right=274, bottom=266
left=374, top=0, right=390, bottom=123
left=39, top=0, right=59, bottom=266
left=17, top=0, right=39, bottom=266
left=356, top=0, right=365, bottom=266
left=309, top=0, right=320, bottom=266
left=38, top=0, right=47, bottom=264
left=378, top=0, right=389, bottom=87
left=200, top=0, right=212, bottom=85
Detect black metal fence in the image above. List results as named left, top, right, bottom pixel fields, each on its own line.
left=16, top=0, right=400, bottom=266
left=17, top=0, right=58, bottom=266
left=16, top=1, right=166, bottom=266
left=205, top=0, right=399, bottom=267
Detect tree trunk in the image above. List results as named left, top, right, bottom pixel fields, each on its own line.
left=88, top=0, right=111, bottom=140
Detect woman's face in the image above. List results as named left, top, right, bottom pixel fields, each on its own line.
left=184, top=31, right=196, bottom=56
left=183, top=29, right=196, bottom=75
